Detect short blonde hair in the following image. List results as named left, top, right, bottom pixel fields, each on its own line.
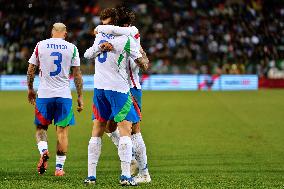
left=52, top=23, right=67, bottom=32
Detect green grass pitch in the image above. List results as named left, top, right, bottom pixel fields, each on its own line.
left=0, top=90, right=284, bottom=188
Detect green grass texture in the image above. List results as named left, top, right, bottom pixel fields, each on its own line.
left=0, top=90, right=284, bottom=188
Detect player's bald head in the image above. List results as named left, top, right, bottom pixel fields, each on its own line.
left=52, top=23, right=67, bottom=32
left=51, top=23, right=67, bottom=38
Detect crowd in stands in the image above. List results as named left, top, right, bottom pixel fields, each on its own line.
left=0, top=0, right=284, bottom=78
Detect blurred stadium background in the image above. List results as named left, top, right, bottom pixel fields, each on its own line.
left=1, top=0, right=284, bottom=188
left=0, top=0, right=283, bottom=78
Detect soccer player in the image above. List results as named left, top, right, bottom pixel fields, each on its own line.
left=83, top=8, right=148, bottom=186
left=27, top=23, right=83, bottom=176
left=94, top=7, right=151, bottom=184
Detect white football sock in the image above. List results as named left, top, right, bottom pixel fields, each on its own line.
left=88, top=137, right=101, bottom=178
left=131, top=147, right=136, bottom=161
left=118, top=136, right=132, bottom=177
left=37, top=141, right=48, bottom=155
left=106, top=129, right=120, bottom=148
left=56, top=155, right=66, bottom=170
left=131, top=133, right=149, bottom=175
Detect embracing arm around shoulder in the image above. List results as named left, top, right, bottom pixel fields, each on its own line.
left=95, top=25, right=137, bottom=36
left=84, top=42, right=101, bottom=59
left=84, top=35, right=104, bottom=59
left=84, top=40, right=113, bottom=59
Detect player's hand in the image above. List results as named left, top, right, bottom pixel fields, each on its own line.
left=139, top=47, right=145, bottom=54
left=100, top=42, right=113, bottom=52
left=28, top=89, right=36, bottom=105
left=77, top=96, right=84, bottom=113
left=93, top=29, right=98, bottom=35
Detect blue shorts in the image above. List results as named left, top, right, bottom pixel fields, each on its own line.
left=35, top=98, right=75, bottom=127
left=92, top=89, right=140, bottom=123
left=130, top=87, right=142, bottom=119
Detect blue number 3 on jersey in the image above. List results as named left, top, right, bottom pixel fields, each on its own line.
left=50, top=51, right=62, bottom=76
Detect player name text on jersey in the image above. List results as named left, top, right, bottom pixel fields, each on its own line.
left=47, top=44, right=68, bottom=50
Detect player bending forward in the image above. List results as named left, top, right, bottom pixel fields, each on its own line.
left=94, top=7, right=151, bottom=184
left=83, top=8, right=148, bottom=186
left=27, top=23, right=83, bottom=176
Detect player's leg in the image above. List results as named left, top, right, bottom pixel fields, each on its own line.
left=132, top=123, right=151, bottom=183
left=53, top=97, right=75, bottom=176
left=105, top=120, right=139, bottom=176
left=128, top=88, right=141, bottom=175
left=85, top=89, right=111, bottom=184
left=130, top=87, right=151, bottom=183
left=105, top=120, right=119, bottom=148
left=104, top=119, right=140, bottom=177
left=55, top=126, right=69, bottom=176
left=85, top=119, right=106, bottom=184
left=36, top=125, right=48, bottom=153
left=105, top=119, right=141, bottom=178
left=107, top=90, right=140, bottom=186
left=34, top=98, right=53, bottom=174
left=36, top=125, right=50, bottom=174
left=117, top=120, right=137, bottom=186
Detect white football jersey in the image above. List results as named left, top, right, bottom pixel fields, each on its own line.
left=128, top=58, right=141, bottom=89
left=28, top=38, right=80, bottom=98
left=84, top=33, right=141, bottom=93
left=95, top=25, right=141, bottom=89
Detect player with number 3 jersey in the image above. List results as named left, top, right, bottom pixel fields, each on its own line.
left=29, top=37, right=80, bottom=98
left=27, top=23, right=83, bottom=177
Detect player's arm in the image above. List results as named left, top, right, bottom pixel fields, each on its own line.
left=134, top=48, right=149, bottom=72
left=84, top=41, right=102, bottom=59
left=27, top=43, right=40, bottom=105
left=71, top=66, right=84, bottom=112
left=127, top=37, right=149, bottom=71
left=27, top=63, right=37, bottom=105
left=71, top=46, right=84, bottom=112
left=128, top=38, right=149, bottom=72
left=84, top=37, right=113, bottom=59
left=95, top=25, right=137, bottom=36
